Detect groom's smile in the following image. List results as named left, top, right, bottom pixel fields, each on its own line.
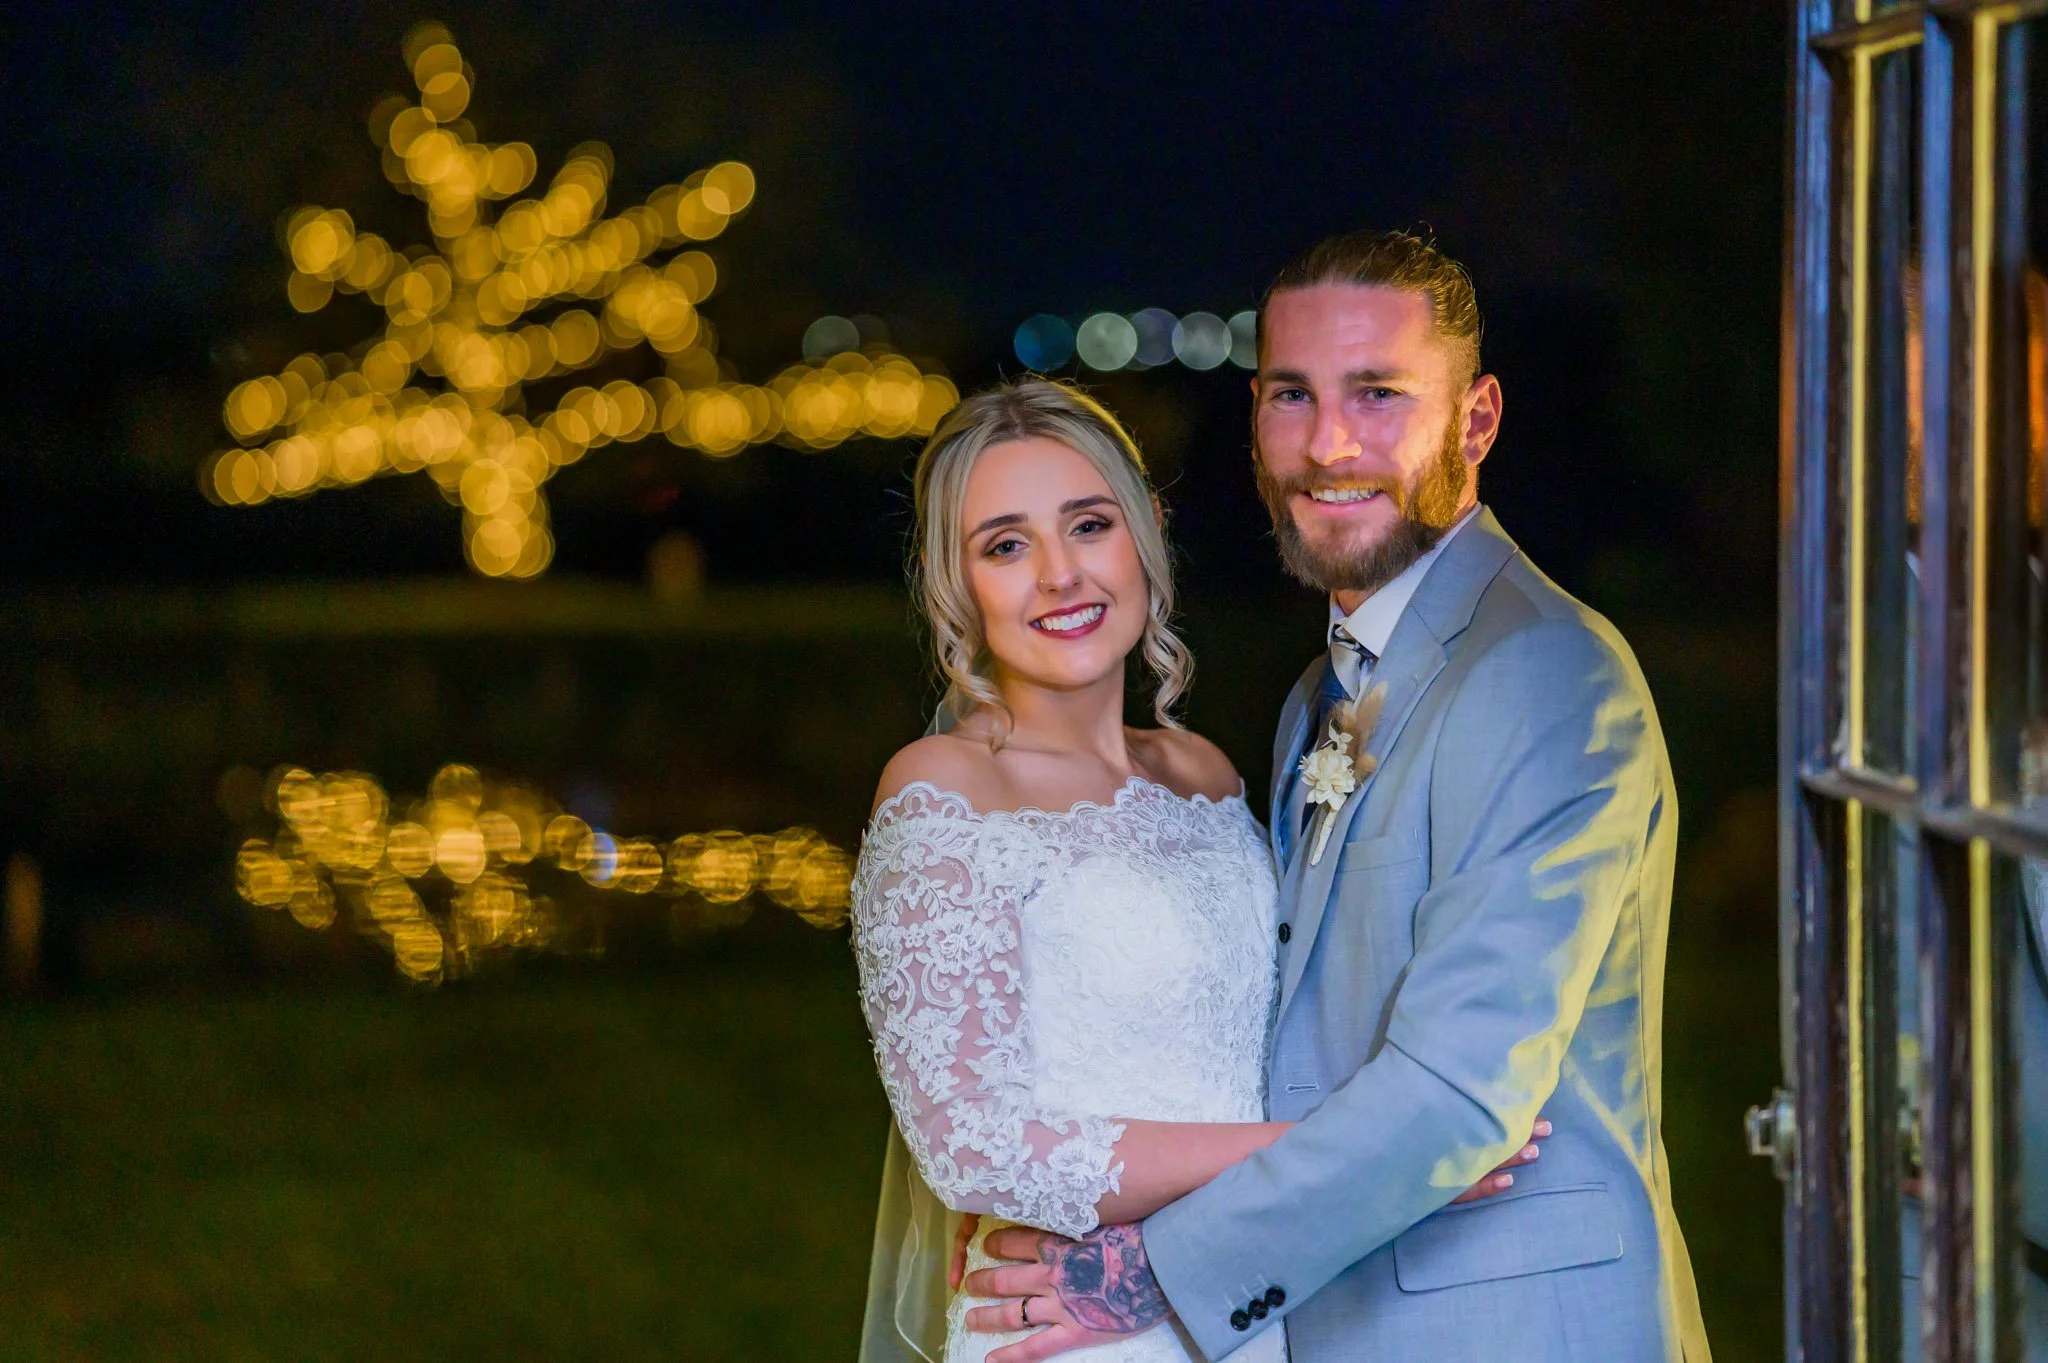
left=1289, top=479, right=1404, bottom=550
left=1299, top=482, right=1397, bottom=521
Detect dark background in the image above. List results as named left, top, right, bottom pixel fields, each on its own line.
left=4, top=0, right=1780, bottom=607
left=1, top=4, right=1790, bottom=1358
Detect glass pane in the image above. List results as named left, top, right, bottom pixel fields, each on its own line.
left=2007, top=2, right=2048, bottom=1309
left=2016, top=47, right=2048, bottom=1362
left=1995, top=31, right=2048, bottom=1357
left=1866, top=807, right=1917, bottom=1361
left=2005, top=852, right=2048, bottom=1360
left=2007, top=20, right=2048, bottom=810
left=1858, top=45, right=1922, bottom=775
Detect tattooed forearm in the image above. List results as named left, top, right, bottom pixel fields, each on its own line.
left=1041, top=1223, right=1170, bottom=1335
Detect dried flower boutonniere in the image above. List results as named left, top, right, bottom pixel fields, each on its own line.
left=1298, top=685, right=1386, bottom=866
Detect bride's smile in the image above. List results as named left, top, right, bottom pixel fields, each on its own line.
left=1028, top=603, right=1108, bottom=636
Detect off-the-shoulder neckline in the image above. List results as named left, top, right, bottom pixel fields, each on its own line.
left=870, top=773, right=1249, bottom=826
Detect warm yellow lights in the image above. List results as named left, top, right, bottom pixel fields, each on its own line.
left=235, top=761, right=853, bottom=984
left=209, top=22, right=957, bottom=579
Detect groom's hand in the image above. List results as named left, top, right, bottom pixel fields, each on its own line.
left=958, top=1115, right=1554, bottom=1357
left=1449, top=1115, right=1553, bottom=1203
left=962, top=1222, right=1168, bottom=1361
left=950, top=1213, right=980, bottom=1290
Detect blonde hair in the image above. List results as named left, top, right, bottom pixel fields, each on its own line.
left=911, top=378, right=1192, bottom=745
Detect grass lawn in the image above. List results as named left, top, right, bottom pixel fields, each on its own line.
left=1662, top=949, right=1784, bottom=1362
left=0, top=932, right=1782, bottom=1360
left=0, top=937, right=889, bottom=1360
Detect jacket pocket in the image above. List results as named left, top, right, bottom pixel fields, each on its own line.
left=1333, top=831, right=1423, bottom=873
left=1333, top=839, right=1426, bottom=992
left=1393, top=1182, right=1623, bottom=1292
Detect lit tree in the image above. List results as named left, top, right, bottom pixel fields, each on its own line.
left=206, top=23, right=957, bottom=578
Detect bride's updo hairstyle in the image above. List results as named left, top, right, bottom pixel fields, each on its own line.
left=911, top=378, right=1192, bottom=745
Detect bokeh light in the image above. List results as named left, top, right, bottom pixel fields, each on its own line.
left=209, top=24, right=957, bottom=579
left=1076, top=312, right=1139, bottom=371
left=1013, top=314, right=1076, bottom=370
left=1128, top=308, right=1177, bottom=369
left=801, top=315, right=861, bottom=359
left=1171, top=312, right=1230, bottom=370
left=1029, top=308, right=1257, bottom=372
left=1228, top=309, right=1258, bottom=369
left=234, top=761, right=854, bottom=983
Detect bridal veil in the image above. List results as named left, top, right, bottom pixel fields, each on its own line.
left=858, top=696, right=969, bottom=1363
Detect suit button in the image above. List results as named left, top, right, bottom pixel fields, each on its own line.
left=1230, top=1310, right=1251, bottom=1332
left=1264, top=1286, right=1286, bottom=1308
left=1248, top=1299, right=1269, bottom=1320
left=1277, top=922, right=1292, bottom=943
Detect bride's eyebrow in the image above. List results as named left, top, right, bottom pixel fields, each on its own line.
left=969, top=497, right=1114, bottom=538
left=969, top=512, right=1026, bottom=536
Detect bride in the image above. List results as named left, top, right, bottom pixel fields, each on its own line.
left=850, top=379, right=1528, bottom=1363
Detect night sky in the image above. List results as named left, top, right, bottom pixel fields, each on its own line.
left=4, top=1, right=1786, bottom=614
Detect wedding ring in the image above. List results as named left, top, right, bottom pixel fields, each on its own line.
left=1020, top=1297, right=1032, bottom=1327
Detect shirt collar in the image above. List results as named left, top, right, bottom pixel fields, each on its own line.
left=1328, top=507, right=1480, bottom=656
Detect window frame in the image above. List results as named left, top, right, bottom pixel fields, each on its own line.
left=1783, top=2, right=2048, bottom=1360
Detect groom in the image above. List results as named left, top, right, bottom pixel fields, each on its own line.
left=965, top=230, right=1710, bottom=1360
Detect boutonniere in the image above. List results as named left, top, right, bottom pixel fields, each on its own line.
left=1298, top=685, right=1386, bottom=866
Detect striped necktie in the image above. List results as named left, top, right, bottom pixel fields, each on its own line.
left=1298, top=628, right=1373, bottom=842
left=1279, top=629, right=1377, bottom=864
left=1329, top=621, right=1372, bottom=700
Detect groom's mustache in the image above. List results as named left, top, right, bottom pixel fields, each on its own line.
left=1254, top=462, right=1414, bottom=514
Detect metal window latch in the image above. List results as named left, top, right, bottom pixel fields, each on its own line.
left=1745, top=1088, right=1798, bottom=1182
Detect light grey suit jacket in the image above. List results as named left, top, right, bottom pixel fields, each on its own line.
left=1145, top=508, right=1709, bottom=1361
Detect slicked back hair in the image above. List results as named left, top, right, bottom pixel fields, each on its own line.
left=1257, top=229, right=1483, bottom=389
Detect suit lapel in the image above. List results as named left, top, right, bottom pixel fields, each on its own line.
left=1276, top=507, right=1522, bottom=1013
left=1278, top=626, right=1445, bottom=1009
left=1269, top=658, right=1323, bottom=866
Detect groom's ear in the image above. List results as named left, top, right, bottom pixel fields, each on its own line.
left=1461, top=373, right=1504, bottom=465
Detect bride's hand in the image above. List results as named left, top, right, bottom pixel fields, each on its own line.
left=1448, top=1116, right=1553, bottom=1204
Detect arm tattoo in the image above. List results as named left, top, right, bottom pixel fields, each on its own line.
left=1041, top=1223, right=1170, bottom=1335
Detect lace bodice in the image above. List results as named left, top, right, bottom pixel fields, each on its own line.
left=851, top=776, right=1281, bottom=1241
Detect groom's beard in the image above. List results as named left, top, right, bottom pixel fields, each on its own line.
left=1255, top=415, right=1470, bottom=597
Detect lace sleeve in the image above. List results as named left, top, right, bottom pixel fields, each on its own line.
left=851, top=787, right=1125, bottom=1239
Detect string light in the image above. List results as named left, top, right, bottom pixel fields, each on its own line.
left=236, top=761, right=853, bottom=985
left=206, top=22, right=959, bottom=578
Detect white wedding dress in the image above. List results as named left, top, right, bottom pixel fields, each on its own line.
left=852, top=776, right=1288, bottom=1363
